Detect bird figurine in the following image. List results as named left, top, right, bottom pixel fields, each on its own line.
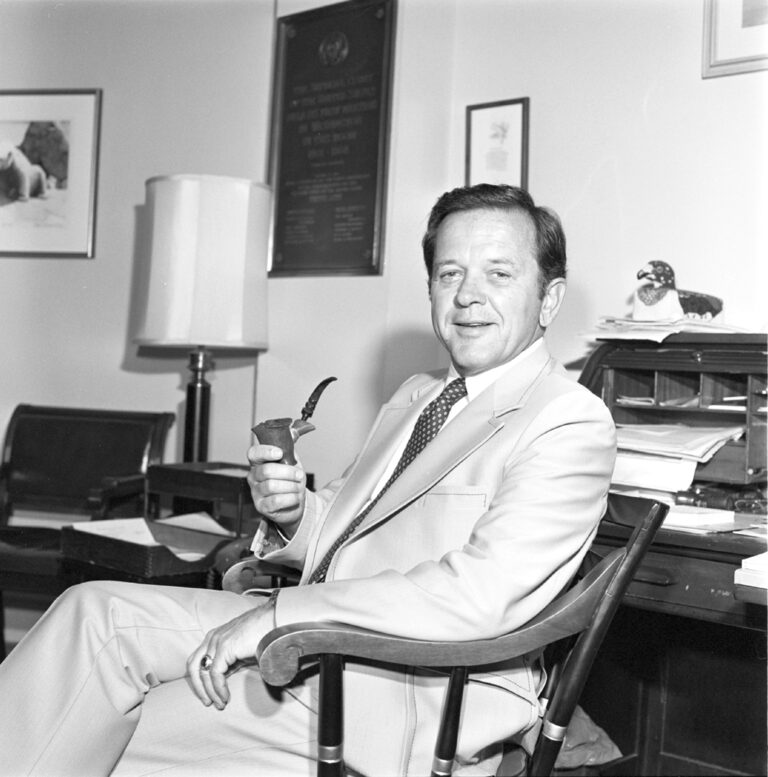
left=632, top=261, right=723, bottom=321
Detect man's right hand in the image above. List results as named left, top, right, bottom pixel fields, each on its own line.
left=246, top=444, right=307, bottom=538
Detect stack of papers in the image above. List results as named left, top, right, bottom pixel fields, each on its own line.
left=608, top=491, right=767, bottom=536
left=661, top=505, right=755, bottom=534
left=616, top=424, right=745, bottom=463
left=611, top=424, right=745, bottom=494
left=734, top=551, right=768, bottom=590
left=612, top=453, right=698, bottom=493
left=584, top=317, right=748, bottom=343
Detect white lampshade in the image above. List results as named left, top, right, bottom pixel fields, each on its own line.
left=134, top=174, right=270, bottom=350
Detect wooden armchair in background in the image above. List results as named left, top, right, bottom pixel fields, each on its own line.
left=256, top=494, right=668, bottom=777
left=0, top=404, right=175, bottom=659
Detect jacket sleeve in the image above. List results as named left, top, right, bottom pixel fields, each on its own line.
left=251, top=476, right=344, bottom=569
left=253, top=372, right=435, bottom=570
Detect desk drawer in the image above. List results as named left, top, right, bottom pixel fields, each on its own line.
left=592, top=543, right=765, bottom=629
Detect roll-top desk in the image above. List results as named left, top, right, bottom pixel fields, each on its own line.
left=578, top=333, right=767, bottom=777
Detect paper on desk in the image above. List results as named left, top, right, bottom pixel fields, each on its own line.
left=612, top=451, right=697, bottom=492
left=616, top=424, right=745, bottom=463
left=734, top=524, right=768, bottom=539
left=735, top=568, right=768, bottom=588
left=201, top=466, right=249, bottom=478
left=70, top=517, right=160, bottom=545
left=742, top=551, right=768, bottom=571
left=70, top=513, right=233, bottom=561
left=145, top=512, right=235, bottom=558
left=662, top=505, right=756, bottom=534
left=8, top=509, right=93, bottom=530
left=735, top=552, right=768, bottom=589
left=158, top=513, right=235, bottom=536
left=609, top=486, right=677, bottom=504
left=582, top=317, right=750, bottom=343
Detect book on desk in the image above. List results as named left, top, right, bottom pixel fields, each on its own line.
left=735, top=550, right=768, bottom=588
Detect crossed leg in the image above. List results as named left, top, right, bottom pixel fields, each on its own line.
left=0, top=580, right=318, bottom=777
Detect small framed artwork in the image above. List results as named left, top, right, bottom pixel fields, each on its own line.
left=0, top=89, right=102, bottom=258
left=702, top=0, right=768, bottom=78
left=465, top=97, right=529, bottom=189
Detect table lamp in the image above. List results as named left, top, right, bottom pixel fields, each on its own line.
left=134, top=174, right=270, bottom=462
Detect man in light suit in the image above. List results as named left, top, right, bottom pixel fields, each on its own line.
left=0, top=184, right=615, bottom=777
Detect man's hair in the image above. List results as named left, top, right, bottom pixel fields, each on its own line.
left=421, top=184, right=567, bottom=297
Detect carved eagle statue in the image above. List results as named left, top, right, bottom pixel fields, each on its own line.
left=632, top=261, right=723, bottom=321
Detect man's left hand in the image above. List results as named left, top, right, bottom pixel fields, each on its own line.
left=187, top=597, right=275, bottom=709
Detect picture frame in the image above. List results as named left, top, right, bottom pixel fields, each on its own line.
left=465, top=98, right=529, bottom=189
left=268, top=0, right=396, bottom=277
left=0, top=89, right=102, bottom=258
left=702, top=0, right=768, bottom=78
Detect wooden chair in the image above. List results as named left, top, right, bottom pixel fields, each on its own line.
left=0, top=404, right=175, bottom=658
left=256, top=494, right=668, bottom=777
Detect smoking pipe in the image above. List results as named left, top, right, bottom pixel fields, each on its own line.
left=251, top=376, right=337, bottom=465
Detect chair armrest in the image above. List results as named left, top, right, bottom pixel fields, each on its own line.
left=220, top=553, right=301, bottom=593
left=214, top=537, right=258, bottom=575
left=257, top=549, right=624, bottom=687
left=87, top=474, right=145, bottom=519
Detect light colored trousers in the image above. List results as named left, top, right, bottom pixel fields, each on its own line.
left=0, top=580, right=323, bottom=777
left=0, top=580, right=515, bottom=777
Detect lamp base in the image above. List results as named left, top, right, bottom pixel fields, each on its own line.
left=184, top=346, right=212, bottom=462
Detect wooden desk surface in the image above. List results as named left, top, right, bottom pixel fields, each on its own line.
left=595, top=518, right=766, bottom=631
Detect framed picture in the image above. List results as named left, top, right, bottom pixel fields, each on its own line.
left=0, top=89, right=102, bottom=258
left=465, top=98, right=529, bottom=189
left=268, top=0, right=396, bottom=276
left=702, top=0, right=768, bottom=78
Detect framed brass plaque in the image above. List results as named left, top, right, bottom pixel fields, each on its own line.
left=268, top=0, right=396, bottom=276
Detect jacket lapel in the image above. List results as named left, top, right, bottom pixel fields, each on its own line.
left=308, top=345, right=557, bottom=569
left=352, top=345, right=557, bottom=537
left=306, top=374, right=443, bottom=565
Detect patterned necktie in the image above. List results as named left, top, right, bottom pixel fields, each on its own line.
left=308, top=377, right=467, bottom=584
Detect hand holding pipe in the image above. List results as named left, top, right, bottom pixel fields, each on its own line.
left=251, top=377, right=337, bottom=465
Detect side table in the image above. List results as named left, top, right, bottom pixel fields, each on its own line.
left=63, top=557, right=212, bottom=588
left=145, top=461, right=261, bottom=538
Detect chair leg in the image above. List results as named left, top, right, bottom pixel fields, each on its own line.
left=318, top=654, right=345, bottom=777
left=431, top=666, right=467, bottom=777
left=528, top=729, right=565, bottom=776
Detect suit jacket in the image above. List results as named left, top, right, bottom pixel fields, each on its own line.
left=257, top=344, right=616, bottom=774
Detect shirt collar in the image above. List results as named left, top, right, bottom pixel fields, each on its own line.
left=446, top=337, right=545, bottom=402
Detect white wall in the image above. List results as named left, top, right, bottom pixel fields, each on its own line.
left=447, top=0, right=767, bottom=369
left=0, top=0, right=274, bottom=464
left=0, top=0, right=456, bottom=488
left=256, top=0, right=454, bottom=485
left=0, top=0, right=765, bottom=490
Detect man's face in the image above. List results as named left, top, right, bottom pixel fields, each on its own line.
left=429, top=208, right=564, bottom=377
